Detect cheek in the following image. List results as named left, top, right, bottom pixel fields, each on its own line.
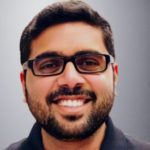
left=83, top=72, right=114, bottom=95
left=26, top=75, right=57, bottom=98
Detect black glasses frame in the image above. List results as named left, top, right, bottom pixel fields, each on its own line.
left=22, top=53, right=114, bottom=76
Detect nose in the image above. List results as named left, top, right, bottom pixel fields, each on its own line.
left=57, top=62, right=85, bottom=89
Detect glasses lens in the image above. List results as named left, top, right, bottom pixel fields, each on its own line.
left=75, top=55, right=106, bottom=72
left=33, top=57, right=64, bottom=75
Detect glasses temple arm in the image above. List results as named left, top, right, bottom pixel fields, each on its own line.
left=109, top=55, right=115, bottom=63
left=22, top=61, right=29, bottom=70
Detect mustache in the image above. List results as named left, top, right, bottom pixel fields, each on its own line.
left=46, top=86, right=97, bottom=105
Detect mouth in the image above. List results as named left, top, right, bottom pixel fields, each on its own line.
left=52, top=95, right=92, bottom=107
left=51, top=95, right=93, bottom=115
left=53, top=98, right=91, bottom=107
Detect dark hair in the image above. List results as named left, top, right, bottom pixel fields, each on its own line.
left=20, top=0, right=115, bottom=65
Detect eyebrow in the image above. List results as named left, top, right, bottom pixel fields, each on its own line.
left=74, top=50, right=103, bottom=56
left=36, top=49, right=103, bottom=59
left=36, top=52, right=63, bottom=58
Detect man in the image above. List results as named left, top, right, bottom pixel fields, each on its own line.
left=5, top=0, right=150, bottom=150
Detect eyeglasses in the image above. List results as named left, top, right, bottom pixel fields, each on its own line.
left=22, top=53, right=114, bottom=76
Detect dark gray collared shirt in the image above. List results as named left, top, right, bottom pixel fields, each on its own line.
left=5, top=117, right=150, bottom=150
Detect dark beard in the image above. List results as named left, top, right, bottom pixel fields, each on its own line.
left=25, top=86, right=114, bottom=142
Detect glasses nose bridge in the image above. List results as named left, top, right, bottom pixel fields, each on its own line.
left=63, top=56, right=76, bottom=68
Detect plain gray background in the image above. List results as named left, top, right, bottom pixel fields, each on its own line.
left=0, top=0, right=150, bottom=149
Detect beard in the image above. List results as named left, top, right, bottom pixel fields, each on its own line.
left=25, top=85, right=114, bottom=142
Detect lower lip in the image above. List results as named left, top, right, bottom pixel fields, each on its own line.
left=53, top=101, right=92, bottom=115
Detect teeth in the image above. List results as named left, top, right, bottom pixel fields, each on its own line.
left=58, top=100, right=84, bottom=107
left=68, top=100, right=72, bottom=106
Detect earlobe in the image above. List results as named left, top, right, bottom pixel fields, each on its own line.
left=113, top=63, right=118, bottom=89
left=20, top=71, right=27, bottom=103
left=23, top=98, right=27, bottom=103
left=114, top=64, right=118, bottom=76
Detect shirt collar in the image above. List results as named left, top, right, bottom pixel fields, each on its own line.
left=27, top=122, right=44, bottom=150
left=100, top=117, right=127, bottom=150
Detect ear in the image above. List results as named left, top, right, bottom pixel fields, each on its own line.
left=20, top=71, right=27, bottom=103
left=113, top=63, right=118, bottom=90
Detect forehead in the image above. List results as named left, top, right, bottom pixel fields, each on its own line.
left=30, top=22, right=108, bottom=59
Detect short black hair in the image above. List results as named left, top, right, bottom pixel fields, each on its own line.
left=20, top=0, right=115, bottom=65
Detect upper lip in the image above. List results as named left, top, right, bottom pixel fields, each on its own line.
left=53, top=95, right=92, bottom=102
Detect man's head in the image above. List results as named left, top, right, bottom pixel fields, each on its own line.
left=20, top=0, right=118, bottom=142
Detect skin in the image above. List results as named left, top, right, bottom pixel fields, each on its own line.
left=20, top=22, right=118, bottom=150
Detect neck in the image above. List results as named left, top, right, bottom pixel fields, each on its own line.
left=41, top=123, right=106, bottom=150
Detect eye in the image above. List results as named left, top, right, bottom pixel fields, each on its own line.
left=40, top=63, right=58, bottom=70
left=34, top=58, right=63, bottom=74
left=39, top=60, right=62, bottom=71
left=75, top=55, right=105, bottom=72
left=82, top=59, right=99, bottom=66
left=77, top=58, right=99, bottom=66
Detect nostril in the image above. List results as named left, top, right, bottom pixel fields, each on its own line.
left=73, top=84, right=83, bottom=91
left=60, top=83, right=82, bottom=90
left=75, top=83, right=83, bottom=88
left=60, top=84, right=69, bottom=89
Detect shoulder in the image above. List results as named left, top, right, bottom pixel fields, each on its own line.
left=125, top=134, right=150, bottom=150
left=4, top=138, right=29, bottom=150
left=104, top=117, right=150, bottom=150
left=4, top=122, right=44, bottom=150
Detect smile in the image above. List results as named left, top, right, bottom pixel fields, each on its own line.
left=59, top=100, right=85, bottom=107
left=52, top=96, right=92, bottom=107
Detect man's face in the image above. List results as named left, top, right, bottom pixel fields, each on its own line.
left=21, top=22, right=118, bottom=141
